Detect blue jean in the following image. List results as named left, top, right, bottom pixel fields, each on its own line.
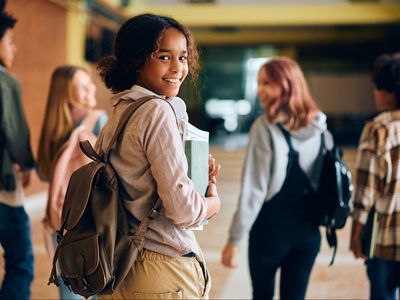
left=52, top=233, right=81, bottom=300
left=0, top=202, right=34, bottom=299
left=366, top=257, right=400, bottom=300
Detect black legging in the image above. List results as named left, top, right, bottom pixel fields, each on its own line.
left=249, top=204, right=321, bottom=300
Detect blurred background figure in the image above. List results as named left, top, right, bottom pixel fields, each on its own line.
left=351, top=53, right=400, bottom=300
left=221, top=56, right=332, bottom=299
left=36, top=65, right=107, bottom=299
left=0, top=7, right=35, bottom=299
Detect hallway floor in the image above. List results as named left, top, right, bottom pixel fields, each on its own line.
left=1, top=147, right=369, bottom=299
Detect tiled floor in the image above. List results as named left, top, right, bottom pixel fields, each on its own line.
left=1, top=147, right=370, bottom=299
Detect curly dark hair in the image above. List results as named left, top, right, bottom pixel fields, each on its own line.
left=0, top=11, right=16, bottom=40
left=97, top=13, right=199, bottom=94
left=372, top=53, right=400, bottom=106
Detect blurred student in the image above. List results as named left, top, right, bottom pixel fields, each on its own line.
left=222, top=57, right=332, bottom=299
left=351, top=53, right=400, bottom=299
left=37, top=65, right=107, bottom=299
left=0, top=10, right=36, bottom=299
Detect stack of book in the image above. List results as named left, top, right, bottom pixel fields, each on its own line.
left=185, top=122, right=209, bottom=230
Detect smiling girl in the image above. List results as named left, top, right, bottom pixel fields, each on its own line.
left=96, top=14, right=221, bottom=299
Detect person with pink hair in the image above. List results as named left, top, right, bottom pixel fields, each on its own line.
left=222, top=56, right=332, bottom=299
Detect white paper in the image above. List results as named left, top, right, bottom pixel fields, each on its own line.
left=186, top=123, right=209, bottom=142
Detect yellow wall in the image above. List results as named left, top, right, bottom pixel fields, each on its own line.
left=127, top=3, right=400, bottom=26
left=66, top=0, right=88, bottom=66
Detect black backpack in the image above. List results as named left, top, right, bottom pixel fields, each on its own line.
left=315, top=132, right=353, bottom=265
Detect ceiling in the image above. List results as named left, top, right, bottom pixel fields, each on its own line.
left=97, top=0, right=400, bottom=46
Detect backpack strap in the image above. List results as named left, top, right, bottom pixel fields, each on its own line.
left=131, top=198, right=162, bottom=244
left=80, top=140, right=103, bottom=162
left=98, top=95, right=175, bottom=241
left=320, top=131, right=326, bottom=150
left=326, top=227, right=338, bottom=266
left=103, top=95, right=162, bottom=163
left=319, top=130, right=341, bottom=266
left=277, top=123, right=294, bottom=151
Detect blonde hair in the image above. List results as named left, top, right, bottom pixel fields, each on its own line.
left=261, top=56, right=319, bottom=130
left=37, top=65, right=89, bottom=181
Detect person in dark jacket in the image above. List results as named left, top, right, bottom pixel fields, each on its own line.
left=0, top=10, right=36, bottom=299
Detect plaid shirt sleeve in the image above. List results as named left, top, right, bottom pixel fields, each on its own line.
left=352, top=122, right=382, bottom=224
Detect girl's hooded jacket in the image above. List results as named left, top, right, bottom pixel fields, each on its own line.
left=228, top=112, right=333, bottom=245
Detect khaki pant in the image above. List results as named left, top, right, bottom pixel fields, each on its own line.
left=101, top=249, right=211, bottom=299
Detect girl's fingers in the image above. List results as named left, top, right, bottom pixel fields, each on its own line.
left=208, top=154, right=214, bottom=172
left=210, top=175, right=216, bottom=184
left=215, top=164, right=221, bottom=177
left=208, top=155, right=221, bottom=181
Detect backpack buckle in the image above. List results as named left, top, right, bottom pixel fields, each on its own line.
left=56, top=230, right=64, bottom=244
left=78, top=276, right=91, bottom=293
left=147, top=208, right=158, bottom=220
left=61, top=275, right=72, bottom=292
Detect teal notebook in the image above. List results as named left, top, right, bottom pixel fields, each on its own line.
left=185, top=123, right=209, bottom=230
left=185, top=123, right=209, bottom=196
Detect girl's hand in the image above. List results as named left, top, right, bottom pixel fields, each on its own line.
left=221, top=243, right=238, bottom=268
left=20, top=171, right=31, bottom=188
left=205, top=154, right=221, bottom=219
left=208, top=154, right=221, bottom=184
left=206, top=182, right=218, bottom=198
left=15, top=164, right=31, bottom=188
left=205, top=182, right=220, bottom=218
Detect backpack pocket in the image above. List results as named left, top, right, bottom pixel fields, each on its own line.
left=58, top=233, right=113, bottom=297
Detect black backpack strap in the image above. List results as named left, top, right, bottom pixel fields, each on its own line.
left=320, top=131, right=326, bottom=150
left=326, top=227, right=338, bottom=266
left=277, top=123, right=294, bottom=151
left=320, top=130, right=340, bottom=266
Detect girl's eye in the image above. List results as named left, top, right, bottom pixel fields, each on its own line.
left=159, top=55, right=170, bottom=61
left=179, top=56, right=188, bottom=62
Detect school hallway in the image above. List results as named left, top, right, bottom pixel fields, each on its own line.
left=0, top=146, right=369, bottom=299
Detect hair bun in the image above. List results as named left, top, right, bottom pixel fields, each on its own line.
left=97, top=55, right=127, bottom=93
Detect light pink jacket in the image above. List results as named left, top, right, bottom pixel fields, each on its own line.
left=43, top=110, right=104, bottom=231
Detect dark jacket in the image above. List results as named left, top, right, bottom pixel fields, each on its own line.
left=0, top=67, right=35, bottom=191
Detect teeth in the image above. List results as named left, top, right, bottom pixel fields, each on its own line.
left=164, top=78, right=180, bottom=83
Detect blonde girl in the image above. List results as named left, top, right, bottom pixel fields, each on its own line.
left=37, top=65, right=107, bottom=299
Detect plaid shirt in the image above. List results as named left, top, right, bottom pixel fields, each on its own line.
left=353, top=110, right=400, bottom=261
